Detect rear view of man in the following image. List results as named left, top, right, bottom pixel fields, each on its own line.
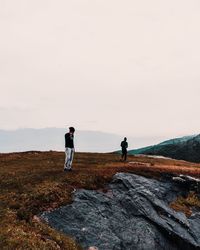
left=121, top=137, right=128, bottom=161
left=64, top=127, right=75, bottom=171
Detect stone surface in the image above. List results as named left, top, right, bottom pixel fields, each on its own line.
left=41, top=173, right=200, bottom=250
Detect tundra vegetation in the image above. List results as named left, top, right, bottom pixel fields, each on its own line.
left=0, top=151, right=200, bottom=249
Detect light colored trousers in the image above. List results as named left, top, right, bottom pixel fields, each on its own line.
left=64, top=147, right=75, bottom=169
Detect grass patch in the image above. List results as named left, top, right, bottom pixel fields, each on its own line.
left=0, top=151, right=200, bottom=249
left=170, top=192, right=200, bottom=217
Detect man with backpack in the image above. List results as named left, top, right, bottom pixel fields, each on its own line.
left=121, top=137, right=128, bottom=161
left=64, top=127, right=75, bottom=171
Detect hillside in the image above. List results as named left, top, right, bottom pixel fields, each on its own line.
left=129, top=134, right=200, bottom=163
left=0, top=151, right=200, bottom=249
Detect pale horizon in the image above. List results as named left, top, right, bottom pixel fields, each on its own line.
left=1, top=0, right=200, bottom=138
left=0, top=126, right=197, bottom=139
left=1, top=127, right=197, bottom=153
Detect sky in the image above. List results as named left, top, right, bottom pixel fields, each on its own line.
left=0, top=0, right=200, bottom=138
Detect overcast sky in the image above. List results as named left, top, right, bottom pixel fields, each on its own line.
left=0, top=0, right=200, bottom=137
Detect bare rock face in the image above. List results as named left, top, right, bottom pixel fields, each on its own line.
left=41, top=174, right=200, bottom=250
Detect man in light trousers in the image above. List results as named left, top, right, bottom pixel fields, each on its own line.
left=64, top=127, right=75, bottom=171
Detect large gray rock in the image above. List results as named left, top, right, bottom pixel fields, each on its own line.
left=41, top=174, right=200, bottom=250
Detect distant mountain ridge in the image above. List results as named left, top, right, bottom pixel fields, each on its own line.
left=129, top=134, right=200, bottom=163
left=0, top=128, right=167, bottom=153
left=0, top=128, right=123, bottom=153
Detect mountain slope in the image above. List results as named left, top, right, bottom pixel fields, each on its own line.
left=129, top=134, right=200, bottom=163
left=1, top=151, right=200, bottom=249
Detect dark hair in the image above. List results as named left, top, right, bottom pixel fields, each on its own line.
left=69, top=127, right=75, bottom=132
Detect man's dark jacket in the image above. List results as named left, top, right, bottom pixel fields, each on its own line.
left=121, top=141, right=128, bottom=152
left=65, top=133, right=74, bottom=148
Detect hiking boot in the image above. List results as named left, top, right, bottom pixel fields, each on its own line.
left=64, top=168, right=72, bottom=172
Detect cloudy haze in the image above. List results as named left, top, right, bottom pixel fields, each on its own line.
left=0, top=0, right=200, bottom=137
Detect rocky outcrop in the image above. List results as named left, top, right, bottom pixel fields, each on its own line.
left=172, top=174, right=200, bottom=193
left=41, top=174, right=200, bottom=250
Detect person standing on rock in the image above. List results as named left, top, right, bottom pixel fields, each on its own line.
left=121, top=137, right=128, bottom=161
left=64, top=127, right=75, bottom=171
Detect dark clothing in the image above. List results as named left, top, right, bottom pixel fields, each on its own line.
left=121, top=140, right=128, bottom=161
left=122, top=148, right=127, bottom=154
left=121, top=141, right=128, bottom=150
left=122, top=150, right=127, bottom=161
left=65, top=133, right=74, bottom=148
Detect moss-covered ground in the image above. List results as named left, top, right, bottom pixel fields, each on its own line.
left=0, top=151, right=200, bottom=249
